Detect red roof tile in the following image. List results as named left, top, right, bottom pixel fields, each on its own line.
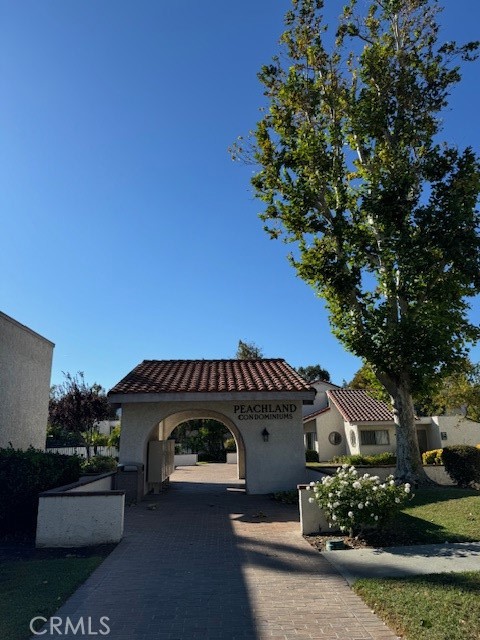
left=108, top=359, right=312, bottom=395
left=327, top=389, right=393, bottom=422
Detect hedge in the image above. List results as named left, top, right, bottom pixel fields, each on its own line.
left=442, top=445, right=480, bottom=487
left=0, top=447, right=81, bottom=536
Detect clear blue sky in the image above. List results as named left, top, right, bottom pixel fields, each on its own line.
left=1, top=0, right=479, bottom=391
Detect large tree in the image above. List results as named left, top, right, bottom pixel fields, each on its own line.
left=233, top=0, right=480, bottom=482
left=49, top=372, right=111, bottom=458
left=296, top=364, right=331, bottom=383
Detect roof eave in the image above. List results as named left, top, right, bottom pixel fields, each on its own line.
left=108, top=389, right=316, bottom=405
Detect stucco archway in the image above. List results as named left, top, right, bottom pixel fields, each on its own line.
left=148, top=408, right=246, bottom=481
left=109, top=359, right=315, bottom=500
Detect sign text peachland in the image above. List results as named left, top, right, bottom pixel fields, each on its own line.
left=234, top=403, right=297, bottom=421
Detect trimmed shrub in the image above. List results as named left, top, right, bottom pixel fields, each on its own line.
left=81, top=455, right=117, bottom=474
left=272, top=489, right=298, bottom=504
left=331, top=452, right=397, bottom=466
left=442, top=445, right=480, bottom=487
left=0, top=447, right=82, bottom=536
left=306, top=449, right=320, bottom=462
left=422, top=448, right=443, bottom=465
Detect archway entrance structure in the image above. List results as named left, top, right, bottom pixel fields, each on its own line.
left=108, top=359, right=315, bottom=499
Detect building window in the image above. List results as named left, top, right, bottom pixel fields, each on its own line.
left=360, top=430, right=390, bottom=446
left=328, top=431, right=342, bottom=446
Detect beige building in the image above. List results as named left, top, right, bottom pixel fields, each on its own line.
left=304, top=387, right=480, bottom=461
left=109, top=359, right=315, bottom=498
left=0, top=311, right=54, bottom=450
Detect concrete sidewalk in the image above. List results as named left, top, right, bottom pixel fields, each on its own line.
left=36, top=464, right=399, bottom=640
left=323, top=541, right=480, bottom=585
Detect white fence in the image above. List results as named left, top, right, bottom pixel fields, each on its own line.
left=46, top=445, right=118, bottom=458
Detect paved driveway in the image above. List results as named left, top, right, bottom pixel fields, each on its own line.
left=44, top=464, right=398, bottom=639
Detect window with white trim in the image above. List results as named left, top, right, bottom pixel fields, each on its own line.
left=360, top=429, right=390, bottom=446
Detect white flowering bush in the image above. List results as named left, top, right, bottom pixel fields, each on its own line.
left=307, top=465, right=413, bottom=536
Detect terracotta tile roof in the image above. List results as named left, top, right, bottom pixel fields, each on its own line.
left=108, top=359, right=313, bottom=395
left=327, top=389, right=393, bottom=422
left=303, top=406, right=331, bottom=421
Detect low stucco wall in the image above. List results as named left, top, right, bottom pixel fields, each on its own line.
left=298, top=486, right=340, bottom=535
left=311, top=465, right=454, bottom=485
left=174, top=453, right=198, bottom=466
left=226, top=452, right=237, bottom=464
left=36, top=473, right=124, bottom=548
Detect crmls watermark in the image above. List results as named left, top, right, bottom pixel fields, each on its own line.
left=30, top=616, right=110, bottom=636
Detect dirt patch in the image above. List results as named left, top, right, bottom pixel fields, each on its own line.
left=304, top=533, right=369, bottom=551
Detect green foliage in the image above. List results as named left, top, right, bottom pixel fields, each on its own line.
left=236, top=339, right=263, bottom=359
left=305, top=449, right=320, bottom=462
left=171, top=419, right=230, bottom=460
left=233, top=0, right=480, bottom=483
left=348, top=363, right=390, bottom=404
left=442, top=445, right=480, bottom=487
left=309, top=465, right=412, bottom=536
left=81, top=455, right=117, bottom=474
left=331, top=452, right=397, bottom=466
left=0, top=447, right=81, bottom=536
left=296, top=364, right=331, bottom=383
left=223, top=437, right=237, bottom=452
left=422, top=448, right=443, bottom=465
left=107, top=425, right=121, bottom=448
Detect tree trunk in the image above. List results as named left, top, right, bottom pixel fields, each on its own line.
left=390, top=380, right=429, bottom=485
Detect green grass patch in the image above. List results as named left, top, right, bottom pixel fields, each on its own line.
left=353, top=571, right=480, bottom=640
left=0, top=555, right=106, bottom=640
left=380, top=488, right=480, bottom=545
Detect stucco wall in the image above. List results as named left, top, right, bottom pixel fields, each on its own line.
left=36, top=493, right=124, bottom=547
left=433, top=415, right=480, bottom=447
left=0, top=312, right=54, bottom=450
left=314, top=407, right=346, bottom=461
left=119, top=399, right=307, bottom=495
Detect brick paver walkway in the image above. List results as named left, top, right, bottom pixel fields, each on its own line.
left=44, top=465, right=399, bottom=639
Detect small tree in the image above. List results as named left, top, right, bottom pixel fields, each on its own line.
left=236, top=340, right=264, bottom=359
left=49, top=372, right=110, bottom=459
left=296, top=364, right=331, bottom=382
left=233, top=0, right=480, bottom=483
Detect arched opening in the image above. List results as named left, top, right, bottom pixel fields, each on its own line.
left=169, top=419, right=231, bottom=463
left=144, top=409, right=246, bottom=493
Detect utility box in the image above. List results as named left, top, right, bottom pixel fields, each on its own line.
left=147, top=440, right=175, bottom=485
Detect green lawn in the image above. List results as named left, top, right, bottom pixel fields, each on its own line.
left=380, top=488, right=480, bottom=546
left=353, top=572, right=480, bottom=640
left=0, top=555, right=106, bottom=640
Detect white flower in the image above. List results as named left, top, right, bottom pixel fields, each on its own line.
left=405, top=486, right=411, bottom=493
left=380, top=484, right=386, bottom=489
left=308, top=497, right=315, bottom=503
left=372, top=486, right=378, bottom=492
left=353, top=481, right=361, bottom=489
left=363, top=473, right=370, bottom=479
left=395, top=497, right=400, bottom=503
left=348, top=511, right=354, bottom=518
left=405, top=483, right=411, bottom=489
left=310, top=482, right=316, bottom=486
left=374, top=515, right=379, bottom=521
left=333, top=501, right=339, bottom=508
left=332, top=514, right=337, bottom=521
left=365, top=501, right=370, bottom=506
left=306, top=486, right=311, bottom=491
left=340, top=526, right=346, bottom=531
left=371, top=513, right=375, bottom=517
left=328, top=492, right=333, bottom=498
left=358, top=503, right=364, bottom=509
left=389, top=480, right=395, bottom=486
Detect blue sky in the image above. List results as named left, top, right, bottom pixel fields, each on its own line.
left=1, top=0, right=479, bottom=391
